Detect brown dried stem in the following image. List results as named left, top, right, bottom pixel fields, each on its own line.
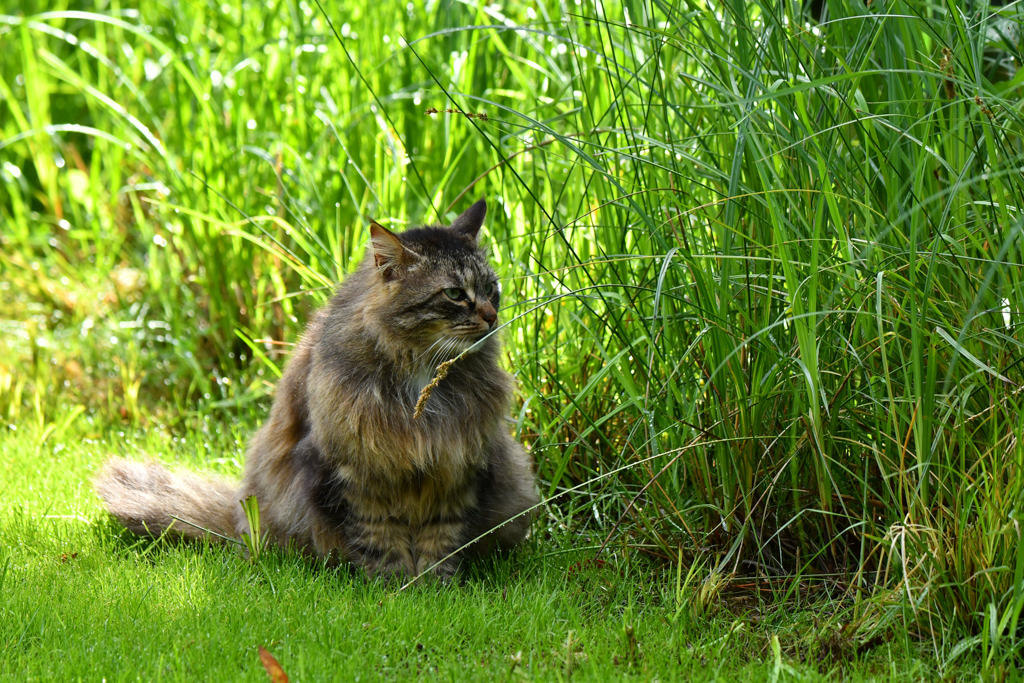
left=413, top=357, right=458, bottom=419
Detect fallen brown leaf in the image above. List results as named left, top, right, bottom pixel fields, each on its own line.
left=258, top=646, right=289, bottom=683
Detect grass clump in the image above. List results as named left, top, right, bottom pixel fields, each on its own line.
left=2, top=0, right=1024, bottom=672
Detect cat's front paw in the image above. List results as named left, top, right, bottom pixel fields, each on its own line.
left=357, top=549, right=413, bottom=584
left=415, top=553, right=460, bottom=583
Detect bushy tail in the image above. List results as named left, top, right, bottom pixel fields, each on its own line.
left=94, top=458, right=239, bottom=541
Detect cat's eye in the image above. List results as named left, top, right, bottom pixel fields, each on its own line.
left=444, top=288, right=466, bottom=301
left=483, top=282, right=496, bottom=296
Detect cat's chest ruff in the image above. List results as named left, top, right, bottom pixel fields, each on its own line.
left=330, top=382, right=491, bottom=476
left=403, top=414, right=487, bottom=467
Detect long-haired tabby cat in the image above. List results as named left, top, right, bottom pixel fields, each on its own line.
left=95, top=199, right=539, bottom=579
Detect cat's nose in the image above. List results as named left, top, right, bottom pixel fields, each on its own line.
left=477, top=302, right=497, bottom=327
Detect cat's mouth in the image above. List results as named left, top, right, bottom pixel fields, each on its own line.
left=441, top=326, right=493, bottom=353
left=418, top=331, right=485, bottom=362
left=461, top=326, right=494, bottom=343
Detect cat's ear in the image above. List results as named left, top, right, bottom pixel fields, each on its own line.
left=369, top=222, right=417, bottom=278
left=449, top=198, right=487, bottom=244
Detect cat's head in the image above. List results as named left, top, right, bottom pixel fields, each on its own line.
left=366, top=199, right=502, bottom=357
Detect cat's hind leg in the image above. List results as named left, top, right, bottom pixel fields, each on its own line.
left=463, top=435, right=540, bottom=558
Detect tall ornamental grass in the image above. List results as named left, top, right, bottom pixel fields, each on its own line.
left=2, top=0, right=1023, bottom=656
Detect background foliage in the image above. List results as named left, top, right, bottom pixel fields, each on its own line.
left=3, top=0, right=1024, bottom=666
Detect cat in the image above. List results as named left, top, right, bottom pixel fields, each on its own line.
left=95, top=199, right=539, bottom=580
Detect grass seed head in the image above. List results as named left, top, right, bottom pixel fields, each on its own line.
left=413, top=357, right=458, bottom=419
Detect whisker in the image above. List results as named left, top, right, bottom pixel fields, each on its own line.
left=414, top=336, right=449, bottom=365
left=426, top=337, right=454, bottom=371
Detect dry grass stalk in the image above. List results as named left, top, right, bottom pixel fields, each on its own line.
left=413, top=357, right=459, bottom=419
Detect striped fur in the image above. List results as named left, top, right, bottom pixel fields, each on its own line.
left=95, top=199, right=539, bottom=579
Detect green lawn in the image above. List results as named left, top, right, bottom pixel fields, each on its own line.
left=1, top=424, right=940, bottom=682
